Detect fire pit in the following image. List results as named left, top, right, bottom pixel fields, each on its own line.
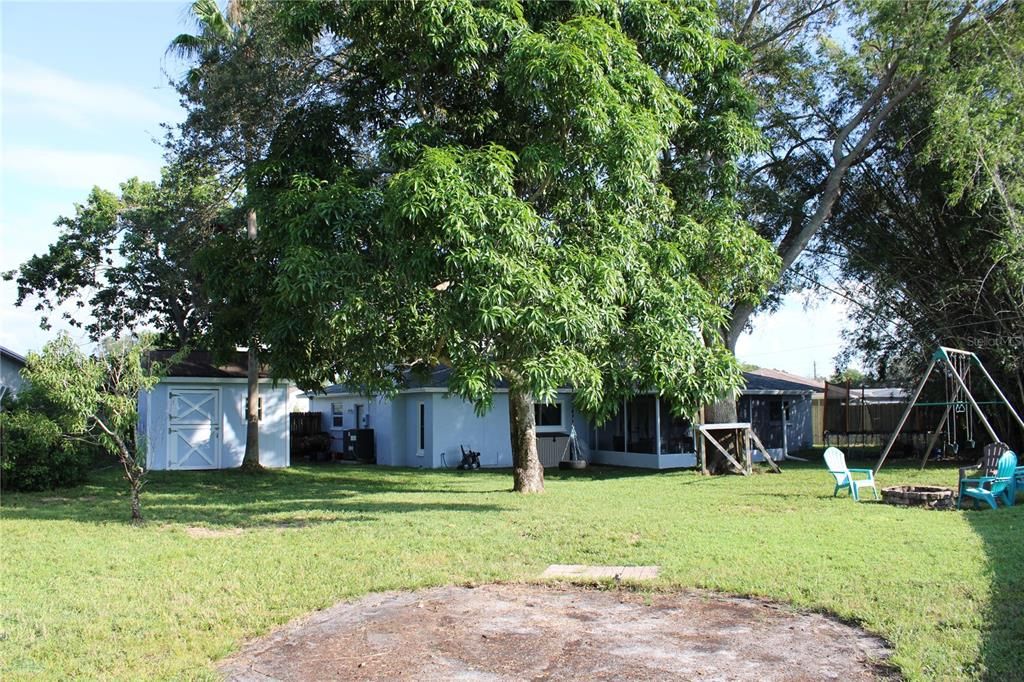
left=881, top=485, right=955, bottom=509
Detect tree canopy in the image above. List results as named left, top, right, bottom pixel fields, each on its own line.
left=717, top=0, right=1019, bottom=350
left=227, top=0, right=778, bottom=490
left=3, top=163, right=229, bottom=347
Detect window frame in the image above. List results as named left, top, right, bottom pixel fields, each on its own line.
left=418, top=402, right=426, bottom=452
left=331, top=402, right=345, bottom=430
left=533, top=399, right=567, bottom=434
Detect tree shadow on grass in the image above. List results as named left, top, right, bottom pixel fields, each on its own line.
left=1, top=466, right=506, bottom=527
left=964, top=498, right=1024, bottom=680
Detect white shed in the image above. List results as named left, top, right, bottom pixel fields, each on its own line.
left=139, top=351, right=291, bottom=470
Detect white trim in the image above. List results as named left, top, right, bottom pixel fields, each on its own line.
left=534, top=398, right=568, bottom=434
left=655, top=398, right=662, bottom=456
left=591, top=449, right=697, bottom=470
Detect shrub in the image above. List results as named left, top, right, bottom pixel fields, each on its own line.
left=0, top=409, right=92, bottom=491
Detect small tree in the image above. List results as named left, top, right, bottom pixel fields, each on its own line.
left=23, top=335, right=159, bottom=523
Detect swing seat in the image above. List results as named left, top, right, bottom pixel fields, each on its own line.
left=824, top=447, right=878, bottom=502
left=958, top=451, right=1017, bottom=510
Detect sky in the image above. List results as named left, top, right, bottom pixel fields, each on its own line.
left=0, top=1, right=854, bottom=379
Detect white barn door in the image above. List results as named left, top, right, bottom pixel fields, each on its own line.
left=168, top=389, right=221, bottom=470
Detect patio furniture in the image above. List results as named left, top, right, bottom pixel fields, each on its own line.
left=958, top=442, right=1009, bottom=488
left=958, top=451, right=1017, bottom=510
left=824, top=447, right=879, bottom=501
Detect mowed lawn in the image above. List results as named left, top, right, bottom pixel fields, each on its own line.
left=2, top=454, right=1022, bottom=680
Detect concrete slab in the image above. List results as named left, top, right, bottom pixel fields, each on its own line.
left=541, top=564, right=660, bottom=580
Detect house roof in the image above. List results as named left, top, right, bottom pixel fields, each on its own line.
left=744, top=368, right=825, bottom=392
left=741, top=371, right=816, bottom=395
left=316, top=366, right=813, bottom=398
left=315, top=365, right=508, bottom=396
left=0, top=346, right=27, bottom=367
left=148, top=350, right=271, bottom=379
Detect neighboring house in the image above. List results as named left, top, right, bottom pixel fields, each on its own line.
left=0, top=346, right=27, bottom=405
left=307, top=368, right=806, bottom=470
left=139, top=351, right=293, bottom=470
left=738, top=370, right=820, bottom=455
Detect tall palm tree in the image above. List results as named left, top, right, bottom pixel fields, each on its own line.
left=170, top=0, right=264, bottom=471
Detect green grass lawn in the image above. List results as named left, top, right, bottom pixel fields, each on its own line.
left=2, top=454, right=1021, bottom=680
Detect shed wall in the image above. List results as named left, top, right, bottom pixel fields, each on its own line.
left=142, top=379, right=290, bottom=470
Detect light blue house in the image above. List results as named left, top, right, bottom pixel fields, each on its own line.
left=307, top=367, right=594, bottom=468
left=307, top=367, right=711, bottom=470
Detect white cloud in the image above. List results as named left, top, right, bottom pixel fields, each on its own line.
left=2, top=146, right=162, bottom=191
left=2, top=55, right=178, bottom=130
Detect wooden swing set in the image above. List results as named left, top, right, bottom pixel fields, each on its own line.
left=874, top=347, right=1024, bottom=473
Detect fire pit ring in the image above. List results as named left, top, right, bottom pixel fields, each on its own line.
left=881, top=485, right=955, bottom=509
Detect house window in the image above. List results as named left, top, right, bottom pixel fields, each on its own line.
left=331, top=402, right=344, bottom=429
left=534, top=401, right=565, bottom=433
left=418, top=402, right=426, bottom=451
left=246, top=396, right=263, bottom=421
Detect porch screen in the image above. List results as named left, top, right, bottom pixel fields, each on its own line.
left=658, top=398, right=693, bottom=454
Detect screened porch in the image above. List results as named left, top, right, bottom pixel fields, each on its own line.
left=592, top=395, right=698, bottom=469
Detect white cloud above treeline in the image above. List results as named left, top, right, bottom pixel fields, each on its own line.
left=2, top=56, right=178, bottom=130
left=3, top=146, right=162, bottom=191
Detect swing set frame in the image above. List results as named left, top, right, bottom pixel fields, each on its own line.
left=874, top=347, right=1024, bottom=474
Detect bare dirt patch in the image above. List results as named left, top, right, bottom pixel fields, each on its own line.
left=219, top=584, right=896, bottom=681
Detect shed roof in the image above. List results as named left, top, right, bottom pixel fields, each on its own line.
left=741, top=371, right=816, bottom=395
left=745, top=368, right=825, bottom=392
left=149, top=350, right=271, bottom=379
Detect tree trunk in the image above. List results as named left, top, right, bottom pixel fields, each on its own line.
left=241, top=207, right=262, bottom=471
left=703, top=393, right=740, bottom=475
left=703, top=326, right=743, bottom=475
left=508, top=381, right=544, bottom=493
left=242, top=344, right=262, bottom=470
left=130, top=479, right=143, bottom=524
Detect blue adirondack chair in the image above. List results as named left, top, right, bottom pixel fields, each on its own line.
left=824, top=447, right=878, bottom=501
left=958, top=451, right=1017, bottom=510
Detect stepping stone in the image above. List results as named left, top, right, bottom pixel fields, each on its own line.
left=541, top=564, right=659, bottom=580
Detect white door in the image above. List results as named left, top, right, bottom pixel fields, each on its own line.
left=168, top=389, right=221, bottom=469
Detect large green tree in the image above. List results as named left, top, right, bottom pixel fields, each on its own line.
left=708, top=0, right=1017, bottom=413
left=246, top=0, right=777, bottom=491
left=169, top=0, right=318, bottom=470
left=824, top=75, right=1024, bottom=446
left=4, top=162, right=227, bottom=347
